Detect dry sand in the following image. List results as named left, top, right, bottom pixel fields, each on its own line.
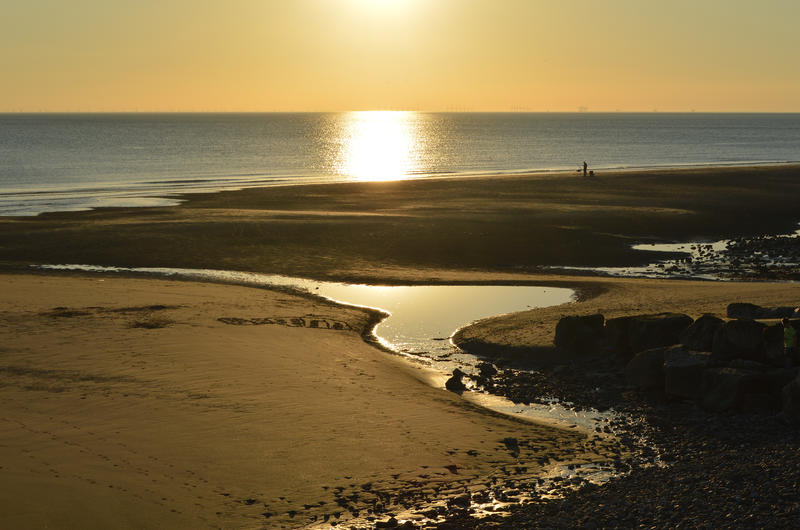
left=0, top=273, right=618, bottom=529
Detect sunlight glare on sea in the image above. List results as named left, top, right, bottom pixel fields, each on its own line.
left=335, top=111, right=425, bottom=181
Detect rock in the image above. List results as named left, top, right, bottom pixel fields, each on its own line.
left=375, top=516, right=398, bottom=528
left=448, top=493, right=472, bottom=508
left=740, top=392, right=774, bottom=413
left=727, top=302, right=762, bottom=319
left=664, top=346, right=712, bottom=400
left=701, top=367, right=757, bottom=412
left=728, top=359, right=797, bottom=412
left=679, top=314, right=724, bottom=352
left=502, top=437, right=520, bottom=457
left=604, top=316, right=636, bottom=359
left=701, top=363, right=792, bottom=413
left=751, top=367, right=797, bottom=395
left=711, top=319, right=766, bottom=362
left=727, top=302, right=796, bottom=319
left=626, top=313, right=694, bottom=354
left=476, top=362, right=498, bottom=379
left=780, top=374, right=800, bottom=422
left=727, top=359, right=768, bottom=371
left=768, top=307, right=798, bottom=318
left=763, top=324, right=786, bottom=366
left=554, top=314, right=605, bottom=355
left=445, top=368, right=467, bottom=394
left=625, top=347, right=666, bottom=390
left=607, top=313, right=693, bottom=361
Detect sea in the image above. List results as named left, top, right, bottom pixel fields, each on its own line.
left=1, top=112, right=799, bottom=216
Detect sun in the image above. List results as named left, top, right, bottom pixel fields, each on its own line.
left=353, top=0, right=410, bottom=12
left=336, top=111, right=423, bottom=182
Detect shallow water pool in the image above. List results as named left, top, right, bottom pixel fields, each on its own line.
left=38, top=264, right=613, bottom=428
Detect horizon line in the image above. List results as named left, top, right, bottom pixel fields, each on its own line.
left=2, top=110, right=800, bottom=115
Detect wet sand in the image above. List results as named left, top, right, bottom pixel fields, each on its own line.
left=1, top=164, right=800, bottom=280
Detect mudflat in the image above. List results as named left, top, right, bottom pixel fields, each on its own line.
left=1, top=165, right=799, bottom=280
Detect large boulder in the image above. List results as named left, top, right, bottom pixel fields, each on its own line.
left=625, top=347, right=666, bottom=390
left=679, top=314, right=724, bottom=352
left=763, top=324, right=786, bottom=366
left=605, top=315, right=636, bottom=359
left=781, top=374, right=800, bottom=423
left=701, top=367, right=758, bottom=412
left=664, top=346, right=713, bottom=400
left=554, top=314, right=605, bottom=355
left=606, top=313, right=693, bottom=361
left=711, top=319, right=766, bottom=362
left=767, top=307, right=797, bottom=319
left=754, top=367, right=797, bottom=402
left=727, top=302, right=796, bottom=320
left=627, top=313, right=694, bottom=354
left=733, top=362, right=795, bottom=411
left=702, top=363, right=793, bottom=413
left=727, top=302, right=762, bottom=320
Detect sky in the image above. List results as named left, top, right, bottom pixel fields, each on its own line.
left=2, top=0, right=799, bottom=112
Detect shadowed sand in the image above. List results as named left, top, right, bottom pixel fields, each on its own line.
left=2, top=165, right=800, bottom=280
left=0, top=274, right=618, bottom=528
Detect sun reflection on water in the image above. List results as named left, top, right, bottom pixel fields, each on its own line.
left=336, top=111, right=423, bottom=182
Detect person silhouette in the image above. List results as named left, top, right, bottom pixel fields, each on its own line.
left=583, top=161, right=588, bottom=177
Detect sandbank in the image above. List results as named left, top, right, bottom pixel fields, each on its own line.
left=1, top=164, right=800, bottom=281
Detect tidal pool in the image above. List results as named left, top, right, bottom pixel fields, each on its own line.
left=38, top=264, right=612, bottom=428
left=553, top=226, right=800, bottom=280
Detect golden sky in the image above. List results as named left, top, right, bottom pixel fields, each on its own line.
left=2, top=0, right=798, bottom=112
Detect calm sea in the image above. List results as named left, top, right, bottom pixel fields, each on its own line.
left=1, top=112, right=799, bottom=216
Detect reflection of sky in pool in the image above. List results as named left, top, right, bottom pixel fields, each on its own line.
left=37, top=265, right=573, bottom=360
left=315, top=282, right=574, bottom=355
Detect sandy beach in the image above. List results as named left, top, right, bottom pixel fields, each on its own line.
left=2, top=165, right=800, bottom=527
left=0, top=273, right=620, bottom=528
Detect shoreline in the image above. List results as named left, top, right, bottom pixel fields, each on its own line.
left=4, top=161, right=800, bottom=219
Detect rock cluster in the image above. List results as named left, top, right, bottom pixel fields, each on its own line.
left=440, top=407, right=800, bottom=529
left=555, top=312, right=693, bottom=362
left=640, top=233, right=800, bottom=280
left=550, top=306, right=800, bottom=418
left=432, top=303, right=800, bottom=529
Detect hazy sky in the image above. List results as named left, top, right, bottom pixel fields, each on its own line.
left=2, top=0, right=799, bottom=112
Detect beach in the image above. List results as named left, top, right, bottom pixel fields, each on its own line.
left=0, top=274, right=623, bottom=528
left=2, top=165, right=800, bottom=527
